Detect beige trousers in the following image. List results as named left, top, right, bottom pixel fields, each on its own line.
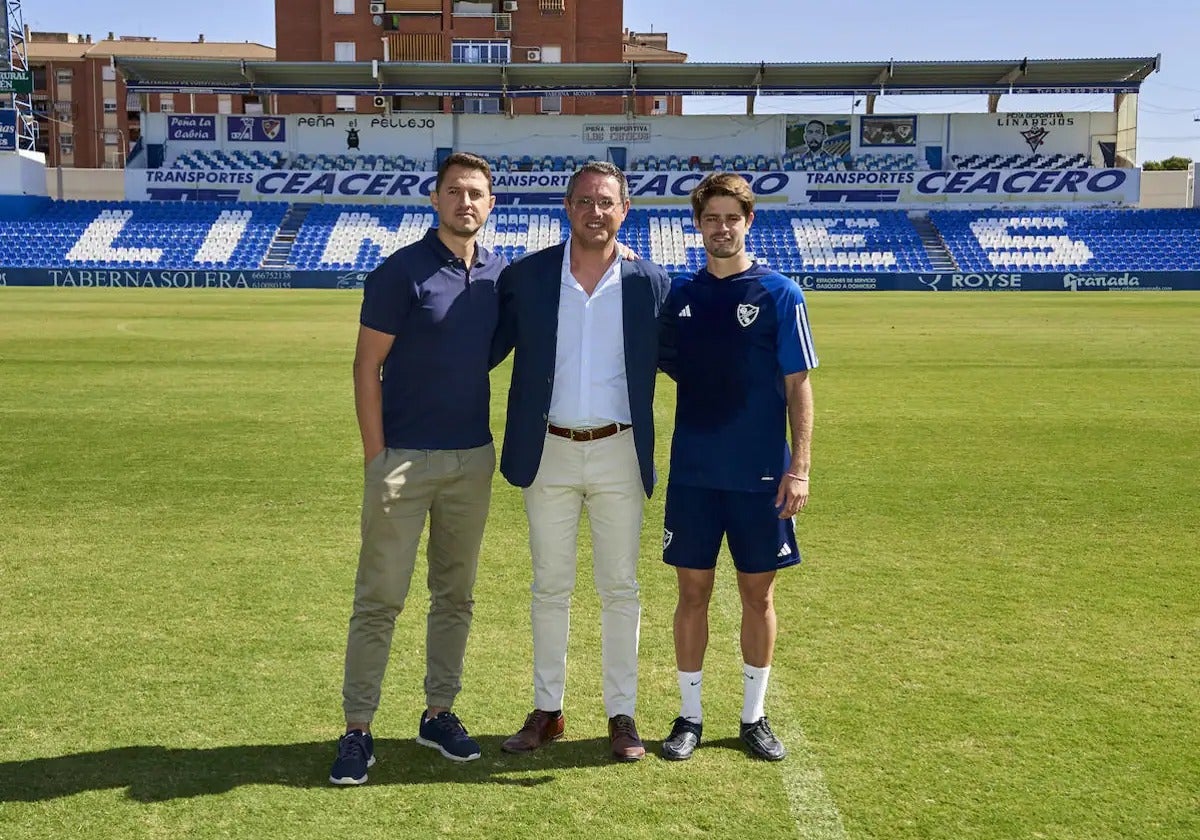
left=342, top=443, right=495, bottom=724
left=522, top=429, right=644, bottom=719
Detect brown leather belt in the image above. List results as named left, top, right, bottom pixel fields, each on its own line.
left=547, top=422, right=632, bottom=442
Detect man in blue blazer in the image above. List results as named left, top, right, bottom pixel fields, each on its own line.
left=491, top=161, right=670, bottom=762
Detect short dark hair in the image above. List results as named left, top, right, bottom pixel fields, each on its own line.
left=690, top=172, right=756, bottom=221
left=565, top=160, right=629, bottom=205
left=436, top=152, right=493, bottom=193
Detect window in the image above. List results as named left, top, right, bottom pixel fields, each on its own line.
left=539, top=45, right=561, bottom=63
left=451, top=96, right=501, bottom=114
left=451, top=39, right=510, bottom=64
left=334, top=41, right=357, bottom=62
left=103, top=98, right=118, bottom=113
left=159, top=97, right=175, bottom=113
left=539, top=95, right=561, bottom=114
left=126, top=93, right=142, bottom=111
left=651, top=97, right=668, bottom=116
left=59, top=135, right=74, bottom=154
left=336, top=95, right=357, bottom=111
left=102, top=65, right=117, bottom=82
left=33, top=67, right=48, bottom=89
left=334, top=0, right=355, bottom=12
left=56, top=69, right=73, bottom=85
left=244, top=96, right=264, bottom=115
left=218, top=95, right=233, bottom=115
left=104, top=131, right=120, bottom=146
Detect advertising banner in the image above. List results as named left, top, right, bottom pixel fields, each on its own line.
left=226, top=116, right=287, bottom=143
left=292, top=114, right=439, bottom=157
left=167, top=115, right=217, bottom=142
left=0, top=109, right=17, bottom=152
left=949, top=112, right=1101, bottom=159
left=125, top=167, right=1140, bottom=207
left=3, top=268, right=1197, bottom=292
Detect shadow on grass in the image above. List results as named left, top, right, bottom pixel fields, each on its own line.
left=0, top=735, right=624, bottom=802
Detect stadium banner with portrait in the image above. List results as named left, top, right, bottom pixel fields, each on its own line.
left=4, top=268, right=1197, bottom=292
left=949, top=112, right=1107, bottom=159
left=859, top=116, right=918, bottom=148
left=785, top=116, right=852, bottom=167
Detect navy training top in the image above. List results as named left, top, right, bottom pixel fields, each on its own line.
left=659, top=263, right=818, bottom=492
left=359, top=228, right=507, bottom=450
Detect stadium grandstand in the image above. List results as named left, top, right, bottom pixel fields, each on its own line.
left=2, top=48, right=1198, bottom=291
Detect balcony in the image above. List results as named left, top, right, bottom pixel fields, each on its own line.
left=385, top=32, right=448, bottom=61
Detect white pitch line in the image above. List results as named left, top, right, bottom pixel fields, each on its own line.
left=709, top=569, right=849, bottom=839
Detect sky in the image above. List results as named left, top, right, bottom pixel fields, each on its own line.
left=18, top=0, right=1200, bottom=163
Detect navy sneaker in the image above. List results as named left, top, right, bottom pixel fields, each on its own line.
left=416, top=710, right=482, bottom=762
left=740, top=717, right=786, bottom=761
left=662, top=716, right=703, bottom=761
left=329, top=729, right=375, bottom=785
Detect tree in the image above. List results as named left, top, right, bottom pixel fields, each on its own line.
left=1142, top=156, right=1192, bottom=171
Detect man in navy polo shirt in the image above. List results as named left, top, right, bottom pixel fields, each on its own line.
left=329, top=152, right=506, bottom=784
left=658, top=172, right=818, bottom=763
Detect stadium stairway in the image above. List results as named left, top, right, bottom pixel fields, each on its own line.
left=911, top=215, right=959, bottom=271
left=262, top=203, right=316, bottom=269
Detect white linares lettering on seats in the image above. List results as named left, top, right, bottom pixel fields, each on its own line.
left=66, top=209, right=164, bottom=264
left=791, top=217, right=896, bottom=269
left=970, top=216, right=1093, bottom=269
left=194, top=210, right=252, bottom=264
left=319, top=211, right=424, bottom=266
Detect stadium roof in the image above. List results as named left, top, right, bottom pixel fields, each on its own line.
left=114, top=56, right=1159, bottom=98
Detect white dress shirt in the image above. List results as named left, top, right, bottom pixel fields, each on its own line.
left=548, top=240, right=631, bottom=428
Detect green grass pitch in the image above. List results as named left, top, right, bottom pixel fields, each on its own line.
left=0, top=289, right=1197, bottom=839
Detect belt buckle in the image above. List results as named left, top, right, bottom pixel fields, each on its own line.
left=575, top=427, right=594, bottom=442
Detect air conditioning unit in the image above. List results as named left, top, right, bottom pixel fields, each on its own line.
left=502, top=1, right=519, bottom=11
left=369, top=2, right=385, bottom=13
left=526, top=48, right=541, bottom=62
left=373, top=95, right=388, bottom=108
left=494, top=12, right=512, bottom=31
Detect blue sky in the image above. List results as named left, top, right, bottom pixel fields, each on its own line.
left=20, top=0, right=1200, bottom=163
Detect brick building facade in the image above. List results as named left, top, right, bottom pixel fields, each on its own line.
left=23, top=29, right=273, bottom=169
left=274, top=0, right=683, bottom=117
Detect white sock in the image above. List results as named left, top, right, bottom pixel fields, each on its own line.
left=678, top=670, right=703, bottom=724
left=741, top=664, right=771, bottom=724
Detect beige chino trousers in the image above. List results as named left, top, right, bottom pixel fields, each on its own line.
left=342, top=443, right=495, bottom=724
left=522, top=429, right=644, bottom=719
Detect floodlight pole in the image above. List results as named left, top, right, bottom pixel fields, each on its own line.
left=5, top=0, right=38, bottom=151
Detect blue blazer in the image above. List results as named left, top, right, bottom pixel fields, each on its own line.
left=490, top=242, right=671, bottom=497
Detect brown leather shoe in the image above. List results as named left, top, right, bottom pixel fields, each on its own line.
left=608, top=714, right=645, bottom=762
left=501, top=709, right=564, bottom=753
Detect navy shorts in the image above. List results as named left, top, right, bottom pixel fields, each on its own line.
left=662, top=483, right=801, bottom=574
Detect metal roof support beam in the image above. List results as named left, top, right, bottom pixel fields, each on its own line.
left=872, top=59, right=893, bottom=87
left=865, top=93, right=876, bottom=114
left=627, top=63, right=637, bottom=118
left=746, top=91, right=755, bottom=116
left=989, top=58, right=1027, bottom=112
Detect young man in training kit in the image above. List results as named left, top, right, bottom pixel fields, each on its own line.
left=657, top=172, right=818, bottom=762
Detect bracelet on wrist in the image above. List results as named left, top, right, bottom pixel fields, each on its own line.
left=785, top=473, right=809, bottom=481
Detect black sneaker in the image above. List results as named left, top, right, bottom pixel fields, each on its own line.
left=329, top=729, right=375, bottom=785
left=416, top=710, right=482, bottom=762
left=661, top=717, right=702, bottom=761
left=740, top=717, right=786, bottom=761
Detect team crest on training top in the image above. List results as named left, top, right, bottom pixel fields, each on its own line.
left=1021, top=126, right=1050, bottom=152
left=736, top=304, right=760, bottom=327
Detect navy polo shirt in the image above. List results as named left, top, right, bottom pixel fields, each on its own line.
left=360, top=229, right=507, bottom=450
